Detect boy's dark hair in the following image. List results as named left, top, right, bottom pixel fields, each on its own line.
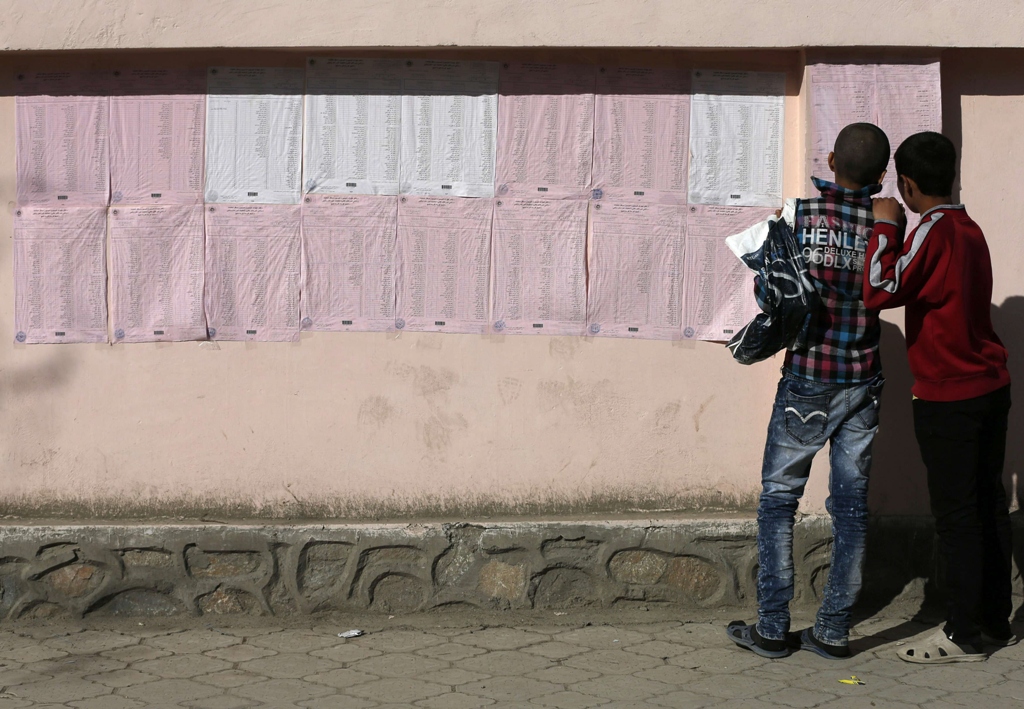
left=894, top=131, right=956, bottom=197
left=832, top=123, right=890, bottom=187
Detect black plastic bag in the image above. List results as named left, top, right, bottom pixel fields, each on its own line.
left=727, top=217, right=820, bottom=365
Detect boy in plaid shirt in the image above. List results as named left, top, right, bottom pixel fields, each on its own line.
left=728, top=123, right=890, bottom=659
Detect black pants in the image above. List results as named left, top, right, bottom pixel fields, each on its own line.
left=913, top=384, right=1013, bottom=644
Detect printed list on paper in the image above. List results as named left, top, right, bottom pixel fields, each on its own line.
left=204, top=204, right=302, bottom=341
left=109, top=68, right=206, bottom=205
left=14, top=206, right=108, bottom=344
left=204, top=67, right=304, bottom=204
left=301, top=194, right=398, bottom=332
left=394, top=196, right=492, bottom=334
left=109, top=204, right=207, bottom=342
left=688, top=69, right=785, bottom=208
left=304, top=58, right=403, bottom=196
left=491, top=198, right=587, bottom=336
left=592, top=66, right=690, bottom=203
left=495, top=62, right=595, bottom=199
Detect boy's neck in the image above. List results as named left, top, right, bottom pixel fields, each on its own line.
left=832, top=175, right=870, bottom=191
left=913, top=195, right=954, bottom=214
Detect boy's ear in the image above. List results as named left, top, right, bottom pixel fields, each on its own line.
left=899, top=175, right=916, bottom=198
left=877, top=168, right=887, bottom=185
left=827, top=151, right=836, bottom=173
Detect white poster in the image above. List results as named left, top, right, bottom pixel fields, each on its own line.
left=205, top=67, right=304, bottom=204
left=688, top=70, right=785, bottom=208
left=399, top=59, right=499, bottom=197
left=304, top=58, right=403, bottom=195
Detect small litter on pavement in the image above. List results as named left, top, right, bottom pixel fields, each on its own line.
left=838, top=676, right=866, bottom=686
left=338, top=629, right=365, bottom=638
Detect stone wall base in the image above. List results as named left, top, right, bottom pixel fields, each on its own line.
left=0, top=516, right=1020, bottom=620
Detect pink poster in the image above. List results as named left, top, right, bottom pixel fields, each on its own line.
left=586, top=201, right=685, bottom=340
left=807, top=64, right=875, bottom=185
left=301, top=194, right=398, bottom=332
left=15, top=71, right=110, bottom=206
left=876, top=63, right=942, bottom=200
left=495, top=62, right=595, bottom=199
left=14, top=205, right=108, bottom=344
left=109, top=69, right=206, bottom=205
left=683, top=205, right=773, bottom=341
left=592, top=66, right=690, bottom=203
left=491, top=198, right=587, bottom=336
left=808, top=61, right=941, bottom=229
left=109, top=205, right=206, bottom=343
left=204, top=204, right=302, bottom=341
left=394, top=196, right=492, bottom=334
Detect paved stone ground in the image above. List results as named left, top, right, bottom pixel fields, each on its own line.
left=1, top=609, right=1023, bottom=708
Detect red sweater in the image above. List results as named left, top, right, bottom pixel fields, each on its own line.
left=864, top=205, right=1010, bottom=402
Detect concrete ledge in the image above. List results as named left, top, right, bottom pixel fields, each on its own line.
left=0, top=516, right=1018, bottom=620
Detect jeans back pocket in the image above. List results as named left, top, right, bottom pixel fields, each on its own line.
left=784, top=390, right=830, bottom=445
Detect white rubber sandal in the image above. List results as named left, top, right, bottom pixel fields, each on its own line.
left=897, top=629, right=986, bottom=664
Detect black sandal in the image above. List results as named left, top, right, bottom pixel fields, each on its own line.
left=725, top=620, right=790, bottom=659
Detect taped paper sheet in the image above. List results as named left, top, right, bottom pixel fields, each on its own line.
left=301, top=194, right=397, bottom=332
left=688, top=70, right=785, bottom=208
left=400, top=60, right=498, bottom=197
left=109, top=69, right=205, bottom=205
left=683, top=205, right=773, bottom=341
left=495, top=62, right=595, bottom=199
left=876, top=64, right=942, bottom=199
left=109, top=205, right=206, bottom=343
left=14, top=206, right=108, bottom=344
left=593, top=66, right=690, bottom=203
left=204, top=204, right=301, bottom=341
left=808, top=61, right=941, bottom=226
left=807, top=64, right=875, bottom=184
left=304, top=58, right=403, bottom=195
left=586, top=201, right=685, bottom=340
left=205, top=67, right=304, bottom=204
left=395, top=196, right=492, bottom=334
left=491, top=198, right=587, bottom=336
left=15, top=71, right=109, bottom=206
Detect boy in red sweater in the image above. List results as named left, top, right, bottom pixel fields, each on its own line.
left=865, top=131, right=1013, bottom=663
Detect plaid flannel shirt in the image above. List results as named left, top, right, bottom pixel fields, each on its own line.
left=783, top=177, right=882, bottom=384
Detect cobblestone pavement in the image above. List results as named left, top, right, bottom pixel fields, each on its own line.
left=1, top=609, right=1023, bottom=708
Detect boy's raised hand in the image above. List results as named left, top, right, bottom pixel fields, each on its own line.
left=872, top=197, right=905, bottom=224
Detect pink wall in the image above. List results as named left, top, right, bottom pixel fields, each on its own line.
left=1, top=46, right=1022, bottom=520
left=3, top=1, right=1023, bottom=50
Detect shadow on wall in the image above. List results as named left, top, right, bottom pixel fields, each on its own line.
left=867, top=318, right=929, bottom=516
left=872, top=297, right=1024, bottom=513
left=0, top=348, right=78, bottom=472
left=854, top=297, right=1024, bottom=637
left=855, top=319, right=941, bottom=637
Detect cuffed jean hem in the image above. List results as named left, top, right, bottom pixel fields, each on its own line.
left=812, top=626, right=849, bottom=646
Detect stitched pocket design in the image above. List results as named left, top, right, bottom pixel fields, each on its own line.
left=784, top=390, right=830, bottom=445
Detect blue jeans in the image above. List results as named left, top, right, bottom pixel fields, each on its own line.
left=756, top=372, right=884, bottom=646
